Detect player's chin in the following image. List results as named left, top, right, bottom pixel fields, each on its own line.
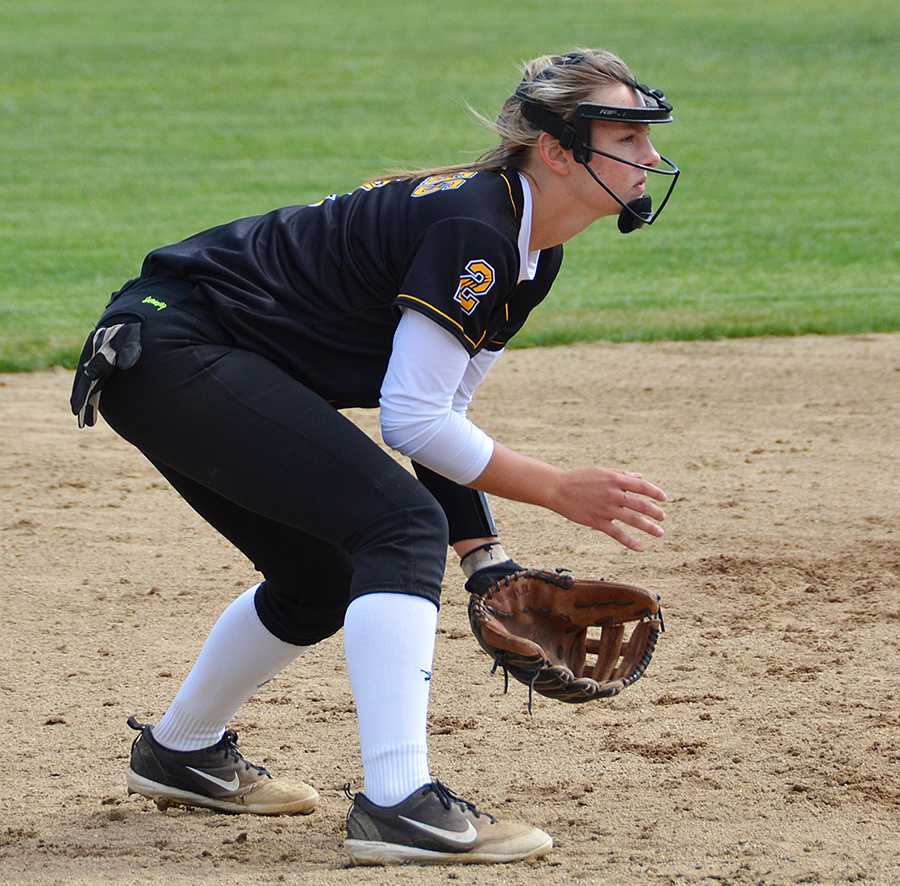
left=595, top=202, right=623, bottom=221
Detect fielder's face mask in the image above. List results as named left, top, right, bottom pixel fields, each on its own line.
left=516, top=57, right=681, bottom=233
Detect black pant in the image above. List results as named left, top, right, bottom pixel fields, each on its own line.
left=97, top=277, right=449, bottom=645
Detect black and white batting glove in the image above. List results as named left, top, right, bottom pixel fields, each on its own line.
left=461, top=542, right=523, bottom=596
left=70, top=322, right=142, bottom=428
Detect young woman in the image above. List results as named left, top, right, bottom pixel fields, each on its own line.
left=71, top=48, right=679, bottom=866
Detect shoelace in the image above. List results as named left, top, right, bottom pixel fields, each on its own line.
left=428, top=780, right=496, bottom=823
left=217, top=730, right=271, bottom=778
left=128, top=716, right=270, bottom=777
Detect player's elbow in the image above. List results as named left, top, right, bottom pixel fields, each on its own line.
left=380, top=412, right=434, bottom=458
left=379, top=418, right=410, bottom=455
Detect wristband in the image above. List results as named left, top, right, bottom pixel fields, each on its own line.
left=460, top=542, right=510, bottom=579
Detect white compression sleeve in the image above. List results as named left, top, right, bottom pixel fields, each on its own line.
left=379, top=310, right=496, bottom=485
left=452, top=346, right=504, bottom=415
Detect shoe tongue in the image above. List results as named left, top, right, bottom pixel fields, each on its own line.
left=429, top=781, right=473, bottom=816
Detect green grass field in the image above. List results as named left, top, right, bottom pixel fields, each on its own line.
left=1, top=0, right=897, bottom=370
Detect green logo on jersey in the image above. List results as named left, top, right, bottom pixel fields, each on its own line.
left=142, top=296, right=168, bottom=311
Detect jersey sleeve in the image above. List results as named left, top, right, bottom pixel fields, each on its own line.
left=395, top=217, right=519, bottom=355
left=482, top=245, right=564, bottom=352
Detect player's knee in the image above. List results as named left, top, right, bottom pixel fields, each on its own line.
left=365, top=477, right=448, bottom=551
left=349, top=485, right=448, bottom=605
left=396, top=485, right=449, bottom=558
left=254, top=579, right=348, bottom=646
left=415, top=489, right=450, bottom=551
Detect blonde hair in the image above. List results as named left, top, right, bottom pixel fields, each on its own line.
left=384, top=48, right=635, bottom=182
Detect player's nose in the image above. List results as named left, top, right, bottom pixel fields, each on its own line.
left=643, top=139, right=661, bottom=168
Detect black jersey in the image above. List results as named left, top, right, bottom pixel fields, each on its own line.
left=141, top=170, right=563, bottom=408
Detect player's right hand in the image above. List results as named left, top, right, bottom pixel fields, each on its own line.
left=548, top=467, right=667, bottom=551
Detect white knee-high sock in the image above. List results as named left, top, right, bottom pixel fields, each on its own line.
left=344, top=593, right=437, bottom=806
left=152, top=585, right=309, bottom=751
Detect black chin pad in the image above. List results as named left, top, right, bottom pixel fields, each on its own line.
left=618, top=196, right=653, bottom=234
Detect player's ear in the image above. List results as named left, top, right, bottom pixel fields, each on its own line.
left=535, top=131, right=572, bottom=176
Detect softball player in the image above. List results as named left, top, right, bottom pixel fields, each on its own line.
left=71, top=48, right=678, bottom=866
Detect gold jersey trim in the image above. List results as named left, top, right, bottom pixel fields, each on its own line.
left=498, top=172, right=517, bottom=217
left=397, top=294, right=486, bottom=350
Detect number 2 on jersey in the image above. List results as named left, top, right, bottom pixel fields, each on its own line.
left=453, top=260, right=495, bottom=315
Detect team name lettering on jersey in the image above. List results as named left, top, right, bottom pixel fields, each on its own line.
left=453, top=259, right=495, bottom=315
left=412, top=171, right=478, bottom=198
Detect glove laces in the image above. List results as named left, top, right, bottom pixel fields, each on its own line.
left=491, top=654, right=539, bottom=715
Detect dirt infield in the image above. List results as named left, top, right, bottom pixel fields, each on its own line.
left=2, top=334, right=898, bottom=885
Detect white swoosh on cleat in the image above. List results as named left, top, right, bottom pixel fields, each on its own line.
left=185, top=767, right=240, bottom=792
left=398, top=816, right=478, bottom=847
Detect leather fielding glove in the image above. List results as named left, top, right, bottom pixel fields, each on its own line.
left=70, top=321, right=142, bottom=428
left=468, top=568, right=663, bottom=711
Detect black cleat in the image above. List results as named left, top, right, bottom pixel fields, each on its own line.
left=125, top=716, right=318, bottom=815
left=345, top=780, right=552, bottom=865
